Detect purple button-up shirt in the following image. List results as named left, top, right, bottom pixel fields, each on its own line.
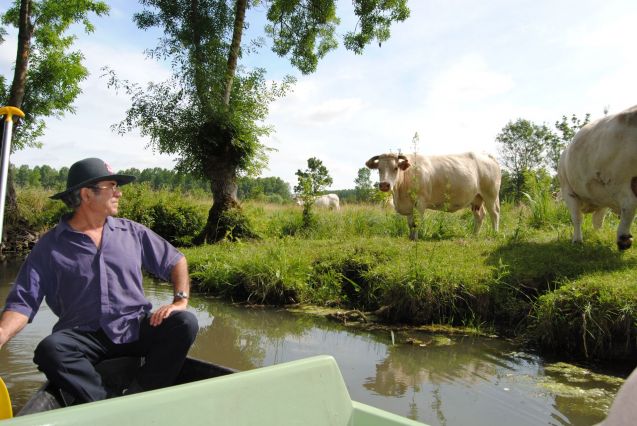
left=3, top=216, right=184, bottom=344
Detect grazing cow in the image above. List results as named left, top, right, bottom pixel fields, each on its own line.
left=296, top=193, right=340, bottom=210
left=558, top=105, right=637, bottom=250
left=366, top=152, right=501, bottom=240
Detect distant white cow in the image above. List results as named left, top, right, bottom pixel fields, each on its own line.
left=558, top=104, right=637, bottom=250
left=366, top=152, right=501, bottom=240
left=295, top=193, right=340, bottom=210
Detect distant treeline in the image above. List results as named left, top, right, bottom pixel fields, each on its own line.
left=11, top=164, right=531, bottom=205
left=11, top=164, right=296, bottom=202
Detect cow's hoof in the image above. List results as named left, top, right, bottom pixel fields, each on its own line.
left=617, top=234, right=633, bottom=250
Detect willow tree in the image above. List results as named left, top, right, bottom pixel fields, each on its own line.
left=0, top=0, right=109, bottom=250
left=112, top=0, right=410, bottom=243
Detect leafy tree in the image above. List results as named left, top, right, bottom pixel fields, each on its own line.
left=545, top=113, right=590, bottom=174
left=109, top=0, right=410, bottom=243
left=294, top=157, right=332, bottom=227
left=496, top=119, right=553, bottom=202
left=56, top=166, right=68, bottom=190
left=354, top=167, right=373, bottom=202
left=36, top=164, right=57, bottom=188
left=13, top=164, right=31, bottom=187
left=1, top=0, right=109, bottom=245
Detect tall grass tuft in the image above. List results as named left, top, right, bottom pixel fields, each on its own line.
left=522, top=171, right=570, bottom=229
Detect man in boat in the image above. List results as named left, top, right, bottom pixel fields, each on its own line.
left=0, top=157, right=198, bottom=403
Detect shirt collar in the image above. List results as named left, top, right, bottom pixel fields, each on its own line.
left=53, top=214, right=120, bottom=238
left=54, top=213, right=74, bottom=238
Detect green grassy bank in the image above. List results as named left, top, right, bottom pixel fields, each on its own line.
left=16, top=186, right=637, bottom=361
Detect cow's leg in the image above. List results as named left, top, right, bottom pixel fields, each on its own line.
left=407, top=214, right=418, bottom=240
left=471, top=197, right=485, bottom=234
left=591, top=208, right=607, bottom=230
left=484, top=195, right=500, bottom=232
left=562, top=186, right=584, bottom=243
left=617, top=205, right=636, bottom=250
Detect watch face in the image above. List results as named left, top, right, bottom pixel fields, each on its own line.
left=176, top=292, right=188, bottom=299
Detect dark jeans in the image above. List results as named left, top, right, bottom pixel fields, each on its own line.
left=33, top=311, right=198, bottom=403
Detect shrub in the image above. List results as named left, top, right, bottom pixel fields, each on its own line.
left=150, top=203, right=205, bottom=246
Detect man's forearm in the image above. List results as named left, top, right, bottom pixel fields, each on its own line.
left=171, top=257, right=190, bottom=305
left=0, top=310, right=29, bottom=348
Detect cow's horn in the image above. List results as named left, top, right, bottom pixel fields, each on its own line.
left=365, top=155, right=380, bottom=169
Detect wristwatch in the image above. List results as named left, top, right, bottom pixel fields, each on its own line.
left=174, top=291, right=189, bottom=300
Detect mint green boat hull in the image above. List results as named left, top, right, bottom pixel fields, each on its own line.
left=6, top=355, right=425, bottom=425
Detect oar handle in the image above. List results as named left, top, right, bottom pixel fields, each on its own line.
left=0, top=106, right=25, bottom=122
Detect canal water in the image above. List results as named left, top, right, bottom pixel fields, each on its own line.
left=0, top=261, right=629, bottom=425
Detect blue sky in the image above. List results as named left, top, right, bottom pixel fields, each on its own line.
left=3, top=0, right=637, bottom=190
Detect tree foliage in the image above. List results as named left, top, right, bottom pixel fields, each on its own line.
left=1, top=0, right=109, bottom=150
left=353, top=167, right=373, bottom=202
left=545, top=113, right=590, bottom=174
left=294, top=157, right=333, bottom=197
left=266, top=0, right=410, bottom=74
left=1, top=0, right=108, bottom=252
left=496, top=118, right=553, bottom=202
left=496, top=113, right=591, bottom=202
left=237, top=176, right=291, bottom=201
left=294, top=157, right=332, bottom=226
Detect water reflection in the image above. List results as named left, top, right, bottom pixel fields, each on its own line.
left=0, top=262, right=626, bottom=425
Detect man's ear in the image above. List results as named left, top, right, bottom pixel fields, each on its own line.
left=80, top=187, right=92, bottom=202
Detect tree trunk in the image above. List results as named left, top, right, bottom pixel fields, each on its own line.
left=223, top=0, right=247, bottom=106
left=194, top=0, right=257, bottom=244
left=9, top=0, right=32, bottom=107
left=193, top=121, right=258, bottom=244
left=2, top=0, right=33, bottom=255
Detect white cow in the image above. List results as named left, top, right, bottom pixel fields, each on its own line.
left=558, top=105, right=637, bottom=250
left=366, top=152, right=501, bottom=240
left=295, top=193, right=340, bottom=210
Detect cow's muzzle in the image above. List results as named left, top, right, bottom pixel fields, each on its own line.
left=379, top=182, right=390, bottom=192
left=618, top=234, right=633, bottom=250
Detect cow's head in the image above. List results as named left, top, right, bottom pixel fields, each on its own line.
left=366, top=154, right=410, bottom=192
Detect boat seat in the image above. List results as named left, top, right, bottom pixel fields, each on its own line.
left=5, top=355, right=422, bottom=425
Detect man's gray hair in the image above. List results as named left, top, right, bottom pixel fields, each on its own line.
left=61, top=189, right=82, bottom=209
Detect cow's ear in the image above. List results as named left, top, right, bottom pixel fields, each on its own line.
left=399, top=159, right=410, bottom=170
left=366, top=156, right=380, bottom=169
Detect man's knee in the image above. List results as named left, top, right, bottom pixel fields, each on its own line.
left=34, top=332, right=66, bottom=369
left=168, top=311, right=198, bottom=344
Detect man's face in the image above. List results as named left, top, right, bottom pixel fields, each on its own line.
left=85, top=180, right=122, bottom=216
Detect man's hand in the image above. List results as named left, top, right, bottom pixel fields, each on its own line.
left=149, top=299, right=188, bottom=327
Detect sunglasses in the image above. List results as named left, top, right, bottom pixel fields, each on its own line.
left=89, top=183, right=121, bottom=194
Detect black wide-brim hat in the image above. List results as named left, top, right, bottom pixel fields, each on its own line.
left=50, top=157, right=136, bottom=200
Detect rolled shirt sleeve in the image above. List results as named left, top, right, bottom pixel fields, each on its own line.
left=3, top=243, right=48, bottom=321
